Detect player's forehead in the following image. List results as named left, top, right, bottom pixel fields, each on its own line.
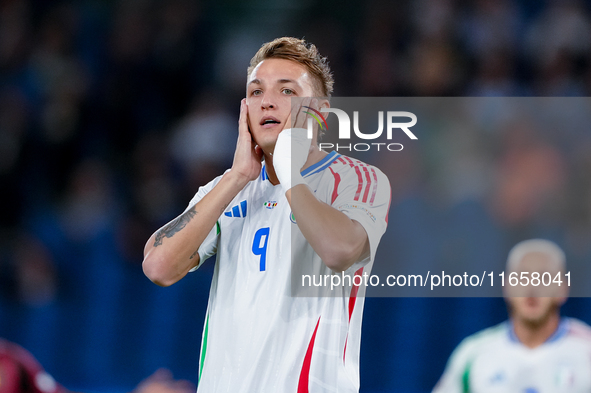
left=247, top=58, right=314, bottom=91
left=515, top=251, right=556, bottom=273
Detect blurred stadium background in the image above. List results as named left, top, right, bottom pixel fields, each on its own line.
left=1, top=0, right=591, bottom=391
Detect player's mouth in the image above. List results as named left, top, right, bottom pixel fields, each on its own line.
left=260, top=116, right=281, bottom=129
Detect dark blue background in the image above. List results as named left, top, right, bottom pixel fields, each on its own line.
left=2, top=0, right=591, bottom=391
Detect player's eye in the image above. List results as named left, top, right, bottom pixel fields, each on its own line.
left=282, top=88, right=295, bottom=95
left=251, top=89, right=262, bottom=96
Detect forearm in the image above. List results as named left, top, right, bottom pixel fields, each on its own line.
left=287, top=185, right=369, bottom=272
left=143, top=171, right=248, bottom=286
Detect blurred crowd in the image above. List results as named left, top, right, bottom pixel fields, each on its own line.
left=1, top=0, right=591, bottom=391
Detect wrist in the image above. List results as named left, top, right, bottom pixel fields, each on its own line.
left=224, top=169, right=251, bottom=190
left=280, top=173, right=306, bottom=194
left=290, top=173, right=305, bottom=191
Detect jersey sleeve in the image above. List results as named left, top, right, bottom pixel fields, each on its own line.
left=432, top=334, right=482, bottom=393
left=330, top=162, right=391, bottom=270
left=185, top=172, right=227, bottom=272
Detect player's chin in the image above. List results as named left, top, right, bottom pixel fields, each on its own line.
left=255, top=136, right=279, bottom=156
left=522, top=304, right=554, bottom=322
left=524, top=312, right=551, bottom=326
left=251, top=127, right=272, bottom=140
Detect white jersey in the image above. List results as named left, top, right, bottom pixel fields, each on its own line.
left=188, top=151, right=390, bottom=393
left=433, top=318, right=591, bottom=393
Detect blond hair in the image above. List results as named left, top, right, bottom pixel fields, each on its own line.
left=247, top=37, right=334, bottom=97
left=506, top=239, right=566, bottom=273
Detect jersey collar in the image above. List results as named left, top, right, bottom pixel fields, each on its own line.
left=507, top=318, right=569, bottom=345
left=301, top=151, right=341, bottom=178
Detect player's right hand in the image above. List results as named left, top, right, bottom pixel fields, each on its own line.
left=230, top=99, right=263, bottom=185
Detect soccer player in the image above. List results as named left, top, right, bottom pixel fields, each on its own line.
left=142, top=37, right=391, bottom=392
left=433, top=239, right=591, bottom=392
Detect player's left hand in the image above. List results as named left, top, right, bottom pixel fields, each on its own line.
left=273, top=98, right=316, bottom=194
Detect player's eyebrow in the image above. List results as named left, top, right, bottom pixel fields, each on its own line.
left=277, top=78, right=298, bottom=85
left=247, top=78, right=300, bottom=87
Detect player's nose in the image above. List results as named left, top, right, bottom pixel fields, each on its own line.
left=260, top=92, right=277, bottom=109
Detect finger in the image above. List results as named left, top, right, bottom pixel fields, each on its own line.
left=305, top=97, right=316, bottom=128
left=310, top=97, right=318, bottom=111
left=299, top=97, right=312, bottom=127
left=290, top=97, right=305, bottom=129
left=238, top=99, right=249, bottom=136
left=284, top=110, right=292, bottom=130
left=299, top=97, right=316, bottom=131
left=287, top=97, right=298, bottom=128
left=292, top=96, right=308, bottom=128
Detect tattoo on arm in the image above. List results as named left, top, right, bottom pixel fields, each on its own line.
left=189, top=248, right=199, bottom=260
left=154, top=206, right=197, bottom=247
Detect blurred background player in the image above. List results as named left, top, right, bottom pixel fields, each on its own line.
left=433, top=239, right=591, bottom=392
left=0, top=337, right=66, bottom=393
left=0, top=338, right=194, bottom=393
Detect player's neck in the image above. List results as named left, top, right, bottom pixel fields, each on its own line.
left=263, top=148, right=328, bottom=186
left=512, top=313, right=561, bottom=349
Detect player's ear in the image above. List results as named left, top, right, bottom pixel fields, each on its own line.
left=318, top=98, right=330, bottom=120
left=557, top=272, right=569, bottom=303
left=502, top=272, right=512, bottom=298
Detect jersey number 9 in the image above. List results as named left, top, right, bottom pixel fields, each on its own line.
left=252, top=227, right=270, bottom=271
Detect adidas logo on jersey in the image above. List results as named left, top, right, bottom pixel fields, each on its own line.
left=224, top=200, right=247, bottom=218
